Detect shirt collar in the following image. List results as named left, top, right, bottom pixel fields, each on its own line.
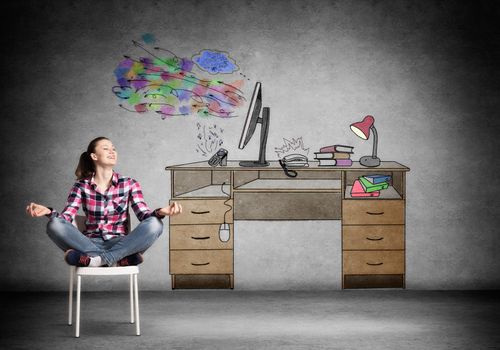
left=88, top=171, right=119, bottom=188
left=111, top=171, right=119, bottom=186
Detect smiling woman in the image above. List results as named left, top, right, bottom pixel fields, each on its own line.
left=75, top=137, right=117, bottom=182
left=25, top=136, right=182, bottom=268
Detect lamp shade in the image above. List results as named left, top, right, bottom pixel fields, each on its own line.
left=350, top=115, right=375, bottom=140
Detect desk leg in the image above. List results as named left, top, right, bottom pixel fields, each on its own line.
left=229, top=274, right=234, bottom=289
left=171, top=275, right=176, bottom=289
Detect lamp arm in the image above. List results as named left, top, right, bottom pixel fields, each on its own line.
left=371, top=125, right=378, bottom=158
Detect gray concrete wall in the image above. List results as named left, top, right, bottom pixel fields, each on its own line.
left=1, top=0, right=499, bottom=290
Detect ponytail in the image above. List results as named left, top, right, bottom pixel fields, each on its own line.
left=75, top=136, right=109, bottom=180
left=75, top=151, right=95, bottom=180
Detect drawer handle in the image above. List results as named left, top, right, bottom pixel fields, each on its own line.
left=366, top=262, right=384, bottom=266
left=191, top=210, right=210, bottom=215
left=191, top=236, right=210, bottom=240
left=366, top=211, right=384, bottom=215
left=366, top=236, right=384, bottom=241
left=191, top=262, right=210, bottom=266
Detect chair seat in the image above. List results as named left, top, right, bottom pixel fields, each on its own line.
left=76, top=266, right=139, bottom=276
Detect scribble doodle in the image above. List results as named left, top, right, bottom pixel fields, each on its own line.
left=239, top=72, right=250, bottom=81
left=275, top=137, right=310, bottom=159
left=195, top=122, right=224, bottom=157
left=192, top=50, right=239, bottom=74
left=113, top=41, right=245, bottom=119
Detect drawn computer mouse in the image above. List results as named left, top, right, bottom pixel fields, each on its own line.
left=219, top=223, right=230, bottom=242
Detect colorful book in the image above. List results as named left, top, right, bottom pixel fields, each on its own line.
left=350, top=179, right=380, bottom=197
left=319, top=144, right=354, bottom=153
left=317, top=159, right=337, bottom=166
left=314, top=152, right=351, bottom=160
left=316, top=158, right=353, bottom=167
left=332, top=152, right=351, bottom=159
left=364, top=174, right=392, bottom=184
left=358, top=176, right=389, bottom=192
left=334, top=159, right=352, bottom=167
left=314, top=152, right=335, bottom=160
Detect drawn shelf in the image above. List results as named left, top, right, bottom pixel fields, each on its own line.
left=234, top=179, right=341, bottom=192
left=174, top=184, right=231, bottom=199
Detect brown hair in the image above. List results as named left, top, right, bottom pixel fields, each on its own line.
left=75, top=136, right=110, bottom=180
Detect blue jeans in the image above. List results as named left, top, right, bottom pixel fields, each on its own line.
left=46, top=216, right=163, bottom=266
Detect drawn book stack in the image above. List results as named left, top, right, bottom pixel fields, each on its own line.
left=314, top=144, right=354, bottom=166
left=350, top=174, right=392, bottom=197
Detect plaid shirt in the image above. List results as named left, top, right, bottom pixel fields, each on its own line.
left=49, top=172, right=161, bottom=240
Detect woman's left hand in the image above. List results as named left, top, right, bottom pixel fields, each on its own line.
left=158, top=201, right=183, bottom=217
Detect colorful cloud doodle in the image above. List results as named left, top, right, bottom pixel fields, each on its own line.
left=113, top=41, right=245, bottom=119
left=192, top=50, right=239, bottom=74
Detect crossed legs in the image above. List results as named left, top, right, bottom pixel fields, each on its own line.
left=46, top=216, right=163, bottom=266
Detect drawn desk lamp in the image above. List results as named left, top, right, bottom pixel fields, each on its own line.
left=350, top=115, right=381, bottom=167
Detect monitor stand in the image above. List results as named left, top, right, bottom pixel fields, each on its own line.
left=239, top=107, right=270, bottom=167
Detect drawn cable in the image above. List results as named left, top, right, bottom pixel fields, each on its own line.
left=221, top=182, right=233, bottom=225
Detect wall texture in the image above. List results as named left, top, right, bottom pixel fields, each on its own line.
left=1, top=0, right=499, bottom=290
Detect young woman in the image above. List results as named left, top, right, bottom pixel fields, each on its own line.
left=26, top=136, right=182, bottom=267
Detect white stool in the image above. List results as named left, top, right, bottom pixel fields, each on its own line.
left=68, top=266, right=140, bottom=337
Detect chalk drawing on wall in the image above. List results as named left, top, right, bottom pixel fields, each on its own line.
left=274, top=137, right=310, bottom=159
left=195, top=122, right=224, bottom=157
left=192, top=50, right=239, bottom=75
left=239, top=72, right=251, bottom=81
left=113, top=40, right=246, bottom=119
left=141, top=33, right=156, bottom=44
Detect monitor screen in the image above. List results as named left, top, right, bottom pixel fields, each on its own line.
left=238, top=82, right=262, bottom=149
left=237, top=82, right=270, bottom=167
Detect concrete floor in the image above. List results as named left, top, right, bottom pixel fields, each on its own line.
left=1, top=291, right=499, bottom=349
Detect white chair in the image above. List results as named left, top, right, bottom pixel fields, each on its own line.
left=68, top=215, right=140, bottom=337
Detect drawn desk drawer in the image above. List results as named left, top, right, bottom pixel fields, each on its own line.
left=169, top=199, right=233, bottom=225
left=343, top=225, right=404, bottom=250
left=342, top=200, right=404, bottom=225
left=343, top=251, right=404, bottom=275
left=170, top=250, right=233, bottom=274
left=170, top=224, right=233, bottom=250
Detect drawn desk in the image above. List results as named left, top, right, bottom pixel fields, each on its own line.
left=165, top=161, right=410, bottom=289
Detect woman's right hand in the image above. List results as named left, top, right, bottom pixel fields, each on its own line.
left=26, top=202, right=51, bottom=217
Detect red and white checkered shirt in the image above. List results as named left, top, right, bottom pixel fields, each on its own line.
left=49, top=172, right=161, bottom=240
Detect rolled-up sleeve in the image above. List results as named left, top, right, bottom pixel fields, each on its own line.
left=48, top=183, right=83, bottom=223
left=129, top=179, right=161, bottom=221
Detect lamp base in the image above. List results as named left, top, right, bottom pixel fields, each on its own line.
left=359, top=155, right=380, bottom=167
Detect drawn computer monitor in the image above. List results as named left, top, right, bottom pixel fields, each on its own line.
left=238, top=82, right=270, bottom=167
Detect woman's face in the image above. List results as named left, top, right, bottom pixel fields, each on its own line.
left=90, top=139, right=117, bottom=167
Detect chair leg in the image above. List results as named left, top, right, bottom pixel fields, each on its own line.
left=68, top=267, right=74, bottom=325
left=130, top=274, right=134, bottom=324
left=134, top=274, right=140, bottom=336
left=76, top=275, right=81, bottom=338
